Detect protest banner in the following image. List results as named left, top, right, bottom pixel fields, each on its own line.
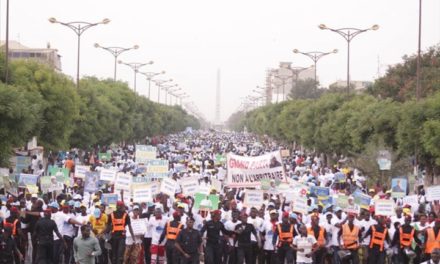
left=427, top=185, right=440, bottom=201
left=208, top=194, right=220, bottom=210
left=289, top=181, right=309, bottom=197
left=26, top=185, right=39, bottom=194
left=377, top=150, right=392, bottom=170
left=101, top=193, right=118, bottom=208
left=18, top=174, right=38, bottom=188
left=40, top=176, right=51, bottom=192
left=345, top=203, right=361, bottom=215
left=193, top=193, right=219, bottom=210
left=375, top=199, right=395, bottom=216
left=84, top=172, right=99, bottom=193
left=215, top=154, right=227, bottom=165
left=135, top=145, right=157, bottom=164
left=48, top=166, right=69, bottom=178
left=149, top=182, right=160, bottom=196
left=335, top=195, right=349, bottom=209
left=244, top=190, right=264, bottom=209
left=334, top=172, right=346, bottom=183
left=226, top=151, right=287, bottom=188
left=132, top=184, right=152, bottom=203
left=99, top=168, right=117, bottom=182
left=391, top=178, right=407, bottom=198
left=284, top=191, right=296, bottom=203
left=75, top=165, right=89, bottom=179
left=114, top=173, right=132, bottom=195
left=197, top=185, right=211, bottom=195
left=211, top=178, right=222, bottom=193
left=180, top=177, right=199, bottom=196
left=160, top=178, right=177, bottom=197
left=98, top=152, right=111, bottom=162
left=292, top=196, right=308, bottom=215
left=402, top=195, right=418, bottom=205
left=146, top=159, right=169, bottom=178
left=310, top=186, right=330, bottom=198
left=131, top=218, right=147, bottom=236
left=353, top=192, right=372, bottom=210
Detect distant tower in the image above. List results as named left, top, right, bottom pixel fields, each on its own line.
left=215, top=69, right=221, bottom=124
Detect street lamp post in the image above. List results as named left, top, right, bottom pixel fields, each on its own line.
left=293, top=48, right=338, bottom=90
left=162, top=84, right=178, bottom=105
left=94, top=43, right=139, bottom=81
left=139, top=71, right=166, bottom=99
left=118, top=60, right=153, bottom=93
left=154, top=79, right=173, bottom=103
left=319, top=23, right=379, bottom=93
left=174, top=92, right=186, bottom=106
left=49, top=17, right=110, bottom=89
left=168, top=87, right=181, bottom=105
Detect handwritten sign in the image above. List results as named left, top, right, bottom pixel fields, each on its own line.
left=427, top=185, right=440, bottom=202
left=99, top=168, right=117, bottom=182
left=375, top=199, right=395, bottom=216
left=135, top=145, right=157, bottom=164
left=132, top=184, right=152, bottom=203
left=180, top=177, right=199, bottom=196
left=292, top=196, right=308, bottom=215
left=114, top=173, right=132, bottom=195
left=160, top=178, right=177, bottom=197
left=75, top=165, right=89, bottom=179
left=130, top=218, right=147, bottom=236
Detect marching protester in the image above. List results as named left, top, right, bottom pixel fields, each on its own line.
left=0, top=129, right=439, bottom=264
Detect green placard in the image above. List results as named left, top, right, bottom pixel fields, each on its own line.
left=336, top=195, right=349, bottom=208
left=98, top=153, right=111, bottom=161
left=194, top=193, right=220, bottom=210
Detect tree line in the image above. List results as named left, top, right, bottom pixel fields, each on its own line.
left=0, top=55, right=200, bottom=166
left=228, top=45, right=440, bottom=184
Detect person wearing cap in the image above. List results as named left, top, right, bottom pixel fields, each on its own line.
left=234, top=213, right=259, bottom=264
left=57, top=201, right=84, bottom=264
left=89, top=205, right=108, bottom=264
left=391, top=215, right=421, bottom=264
left=260, top=209, right=278, bottom=264
left=362, top=216, right=390, bottom=264
left=159, top=211, right=183, bottom=264
left=175, top=217, right=203, bottom=264
left=273, top=211, right=296, bottom=264
left=105, top=201, right=134, bottom=264
left=147, top=207, right=168, bottom=264
left=307, top=215, right=327, bottom=264
left=0, top=206, right=22, bottom=264
left=424, top=218, right=440, bottom=260
left=33, top=208, right=66, bottom=263
left=337, top=213, right=361, bottom=264
left=200, top=209, right=229, bottom=264
left=123, top=205, right=143, bottom=264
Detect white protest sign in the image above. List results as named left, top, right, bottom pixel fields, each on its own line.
left=99, top=168, right=117, bottom=182
left=426, top=185, right=440, bottom=202
left=344, top=204, right=361, bottom=215
left=150, top=182, right=160, bottom=196
left=135, top=145, right=157, bottom=164
left=211, top=178, right=222, bottom=193
left=75, top=165, right=89, bottom=179
left=284, top=191, right=296, bottom=202
left=292, top=196, right=308, bottom=215
left=244, top=190, right=264, bottom=209
left=114, top=173, right=132, bottom=197
left=180, top=177, right=199, bottom=196
left=375, top=199, right=396, bottom=216
left=402, top=195, right=419, bottom=205
left=160, top=178, right=177, bottom=197
left=226, top=151, right=287, bottom=188
left=130, top=218, right=148, bottom=236
left=132, top=184, right=152, bottom=203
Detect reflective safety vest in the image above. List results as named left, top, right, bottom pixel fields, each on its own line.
left=277, top=224, right=294, bottom=246
left=425, top=228, right=440, bottom=254
left=342, top=224, right=359, bottom=249
left=3, top=219, right=18, bottom=236
left=111, top=213, right=127, bottom=233
left=307, top=226, right=325, bottom=247
left=369, top=225, right=387, bottom=251
left=166, top=222, right=183, bottom=240
left=399, top=227, right=414, bottom=248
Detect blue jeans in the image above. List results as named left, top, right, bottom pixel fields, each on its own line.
left=332, top=246, right=341, bottom=264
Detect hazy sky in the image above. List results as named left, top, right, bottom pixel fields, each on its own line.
left=5, top=0, right=440, bottom=122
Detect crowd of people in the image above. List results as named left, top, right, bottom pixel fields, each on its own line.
left=0, top=130, right=439, bottom=264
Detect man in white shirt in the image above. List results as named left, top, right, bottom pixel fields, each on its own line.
left=224, top=211, right=241, bottom=264
left=148, top=208, right=168, bottom=264
left=249, top=207, right=264, bottom=264
left=292, top=224, right=318, bottom=264
left=260, top=210, right=278, bottom=264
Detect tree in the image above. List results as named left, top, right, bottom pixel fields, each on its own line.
left=288, top=78, right=324, bottom=99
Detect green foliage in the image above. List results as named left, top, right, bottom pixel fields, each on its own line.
left=287, top=78, right=324, bottom=100
left=0, top=58, right=200, bottom=163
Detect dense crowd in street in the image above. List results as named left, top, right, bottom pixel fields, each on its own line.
left=0, top=130, right=439, bottom=264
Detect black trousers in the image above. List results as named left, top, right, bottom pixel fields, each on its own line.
left=166, top=241, right=178, bottom=264
left=63, top=235, right=74, bottom=264
left=97, top=237, right=108, bottom=264
left=277, top=244, right=294, bottom=264
left=111, top=236, right=126, bottom=264
left=237, top=245, right=253, bottom=264
left=53, top=239, right=64, bottom=264
left=263, top=250, right=277, bottom=264
left=367, top=248, right=386, bottom=264
left=205, top=243, right=222, bottom=264
left=37, top=242, right=54, bottom=264
left=313, top=248, right=326, bottom=264
left=180, top=253, right=200, bottom=264
left=143, top=237, right=152, bottom=264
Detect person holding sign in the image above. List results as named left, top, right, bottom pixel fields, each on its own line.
left=123, top=206, right=143, bottom=264
left=105, top=201, right=134, bottom=264
left=273, top=212, right=296, bottom=264
left=362, top=216, right=390, bottom=264
left=159, top=212, right=183, bottom=264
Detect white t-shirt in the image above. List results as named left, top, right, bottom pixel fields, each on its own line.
left=148, top=217, right=168, bottom=245
left=248, top=216, right=264, bottom=241
left=224, top=220, right=241, bottom=246
left=60, top=212, right=75, bottom=237
left=359, top=218, right=378, bottom=246
left=51, top=211, right=64, bottom=241
left=261, top=221, right=276, bottom=250
left=293, top=234, right=317, bottom=264
left=125, top=216, right=143, bottom=245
